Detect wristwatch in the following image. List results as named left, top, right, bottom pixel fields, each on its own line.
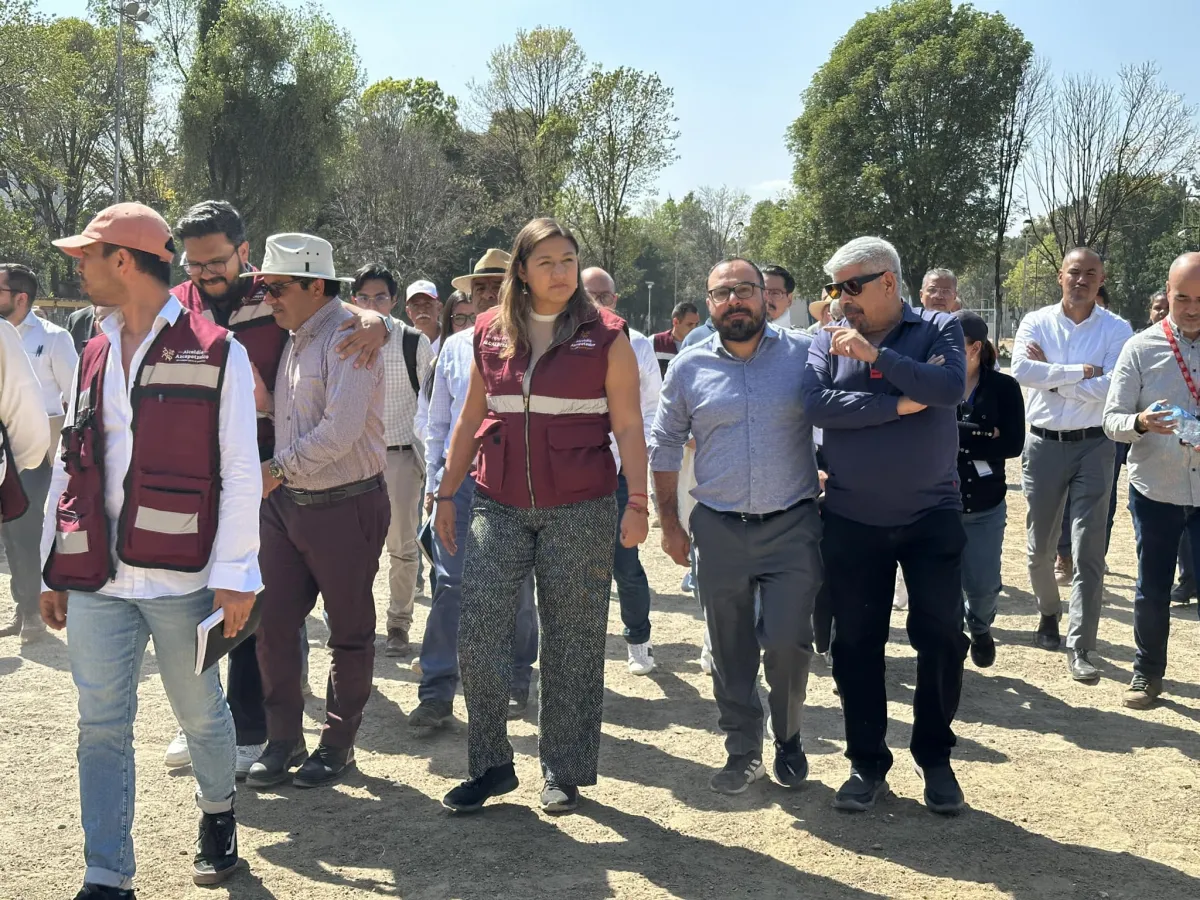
left=268, top=459, right=286, bottom=483
left=377, top=314, right=394, bottom=336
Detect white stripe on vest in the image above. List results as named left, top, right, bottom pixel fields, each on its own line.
left=139, top=362, right=221, bottom=389
left=134, top=506, right=200, bottom=535
left=486, top=395, right=609, bottom=416
left=54, top=530, right=89, bottom=555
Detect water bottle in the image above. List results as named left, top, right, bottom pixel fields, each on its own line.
left=1149, top=401, right=1200, bottom=447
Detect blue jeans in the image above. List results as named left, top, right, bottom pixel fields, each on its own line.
left=614, top=472, right=653, bottom=644
left=961, top=500, right=1007, bottom=635
left=67, top=588, right=235, bottom=889
left=1129, top=487, right=1200, bottom=678
left=419, top=476, right=537, bottom=703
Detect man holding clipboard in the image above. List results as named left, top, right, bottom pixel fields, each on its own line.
left=38, top=203, right=263, bottom=897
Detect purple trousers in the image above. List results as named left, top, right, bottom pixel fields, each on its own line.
left=255, top=480, right=390, bottom=748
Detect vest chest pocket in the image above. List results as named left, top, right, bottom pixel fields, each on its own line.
left=473, top=418, right=506, bottom=493
left=547, top=422, right=612, bottom=499
left=122, top=473, right=214, bottom=570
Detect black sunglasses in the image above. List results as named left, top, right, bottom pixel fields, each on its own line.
left=824, top=271, right=887, bottom=300
left=263, top=278, right=304, bottom=299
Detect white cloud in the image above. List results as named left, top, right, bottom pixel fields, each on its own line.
left=749, top=179, right=790, bottom=201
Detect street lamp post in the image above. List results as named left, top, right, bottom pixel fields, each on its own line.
left=645, top=281, right=655, bottom=334
left=734, top=221, right=745, bottom=257
left=112, top=1, right=152, bottom=203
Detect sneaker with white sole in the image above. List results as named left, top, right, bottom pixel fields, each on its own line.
left=627, top=641, right=656, bottom=676
left=709, top=752, right=765, bottom=795
left=165, top=728, right=191, bottom=769
left=235, top=742, right=268, bottom=781
left=699, top=646, right=714, bottom=676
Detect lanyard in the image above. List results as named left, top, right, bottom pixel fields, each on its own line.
left=1162, top=319, right=1200, bottom=405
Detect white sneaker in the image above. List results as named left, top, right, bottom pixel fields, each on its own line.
left=235, top=741, right=268, bottom=780
left=627, top=642, right=656, bottom=676
left=699, top=646, right=714, bottom=676
left=164, top=729, right=190, bottom=769
left=893, top=576, right=909, bottom=611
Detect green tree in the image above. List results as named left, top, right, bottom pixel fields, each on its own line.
left=469, top=27, right=586, bottom=225
left=787, top=0, right=1032, bottom=299
left=566, top=66, right=678, bottom=274
left=177, top=0, right=361, bottom=242
left=361, top=77, right=459, bottom=144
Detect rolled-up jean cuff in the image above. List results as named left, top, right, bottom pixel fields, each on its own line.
left=196, top=790, right=235, bottom=815
left=84, top=867, right=133, bottom=891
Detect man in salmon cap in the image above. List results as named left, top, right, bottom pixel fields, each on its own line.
left=42, top=202, right=263, bottom=895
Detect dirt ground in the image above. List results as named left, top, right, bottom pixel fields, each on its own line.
left=2, top=469, right=1198, bottom=900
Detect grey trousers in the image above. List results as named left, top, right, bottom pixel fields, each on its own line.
left=459, top=492, right=617, bottom=785
left=1, top=461, right=53, bottom=620
left=691, top=500, right=820, bottom=758
left=1022, top=433, right=1115, bottom=650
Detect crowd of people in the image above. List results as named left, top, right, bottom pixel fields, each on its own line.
left=0, top=197, right=1197, bottom=899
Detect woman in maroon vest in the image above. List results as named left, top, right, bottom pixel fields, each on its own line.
left=434, top=218, right=649, bottom=814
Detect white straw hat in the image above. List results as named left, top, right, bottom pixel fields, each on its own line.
left=241, top=233, right=352, bottom=282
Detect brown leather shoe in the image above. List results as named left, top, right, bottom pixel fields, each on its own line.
left=1054, top=554, right=1072, bottom=586
left=385, top=628, right=411, bottom=658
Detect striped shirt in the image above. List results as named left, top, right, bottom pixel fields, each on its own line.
left=273, top=299, right=386, bottom=491
left=382, top=319, right=432, bottom=448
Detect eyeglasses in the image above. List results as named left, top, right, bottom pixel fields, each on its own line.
left=764, top=288, right=789, bottom=300
left=185, top=251, right=237, bottom=277
left=824, top=271, right=887, bottom=301
left=706, top=282, right=761, bottom=304
left=263, top=279, right=304, bottom=299
left=588, top=291, right=616, bottom=306
left=451, top=313, right=477, bottom=327
left=354, top=292, right=393, bottom=306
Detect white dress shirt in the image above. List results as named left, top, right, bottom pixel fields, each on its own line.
left=611, top=328, right=660, bottom=472
left=1011, top=302, right=1133, bottom=430
left=16, top=312, right=77, bottom=415
left=0, top=318, right=50, bottom=485
left=424, top=326, right=475, bottom=495
left=41, top=296, right=263, bottom=597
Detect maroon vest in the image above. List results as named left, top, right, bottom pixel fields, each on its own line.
left=0, top=423, right=29, bottom=523
left=172, top=274, right=287, bottom=461
left=472, top=305, right=622, bottom=509
left=43, top=308, right=232, bottom=591
left=652, top=330, right=678, bottom=377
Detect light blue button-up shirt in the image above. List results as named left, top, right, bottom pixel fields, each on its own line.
left=650, top=325, right=820, bottom=514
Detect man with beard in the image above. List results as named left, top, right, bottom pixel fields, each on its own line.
left=162, top=200, right=391, bottom=780
left=802, top=236, right=968, bottom=815
left=651, top=258, right=822, bottom=796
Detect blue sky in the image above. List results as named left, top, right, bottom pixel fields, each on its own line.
left=40, top=0, right=1200, bottom=203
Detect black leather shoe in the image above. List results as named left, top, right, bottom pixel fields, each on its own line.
left=1068, top=649, right=1100, bottom=683
left=442, top=763, right=519, bottom=813
left=969, top=631, right=996, bottom=668
left=832, top=768, right=889, bottom=812
left=772, top=734, right=808, bottom=788
left=293, top=744, right=355, bottom=788
left=914, top=762, right=966, bottom=815
left=1035, top=614, right=1061, bottom=651
left=193, top=809, right=240, bottom=885
left=73, top=886, right=134, bottom=899
left=245, top=738, right=307, bottom=788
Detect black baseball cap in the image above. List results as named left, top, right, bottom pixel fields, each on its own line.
left=953, top=310, right=988, bottom=343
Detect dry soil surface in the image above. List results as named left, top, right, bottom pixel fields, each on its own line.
left=2, top=471, right=1198, bottom=899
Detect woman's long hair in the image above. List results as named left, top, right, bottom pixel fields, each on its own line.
left=491, top=217, right=594, bottom=359
left=439, top=289, right=468, bottom=342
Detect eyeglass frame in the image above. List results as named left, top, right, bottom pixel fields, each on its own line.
left=184, top=248, right=240, bottom=278
left=706, top=281, right=763, bottom=304
left=451, top=312, right=477, bottom=327
left=262, top=278, right=306, bottom=299
left=823, top=271, right=888, bottom=301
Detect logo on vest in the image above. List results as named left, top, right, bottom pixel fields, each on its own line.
left=162, top=348, right=175, bottom=361
left=570, top=327, right=596, bottom=351
left=168, top=349, right=211, bottom=364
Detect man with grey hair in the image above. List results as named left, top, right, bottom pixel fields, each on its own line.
left=1011, top=248, right=1132, bottom=683
left=803, top=235, right=969, bottom=816
left=920, top=269, right=961, bottom=313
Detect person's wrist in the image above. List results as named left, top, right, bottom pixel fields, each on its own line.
left=1133, top=415, right=1148, bottom=435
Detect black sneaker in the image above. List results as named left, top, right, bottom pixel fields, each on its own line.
left=442, top=762, right=519, bottom=813
left=772, top=734, right=808, bottom=788
left=969, top=630, right=996, bottom=668
left=1035, top=614, right=1061, bottom=651
left=914, top=762, right=966, bottom=815
left=294, top=744, right=355, bottom=788
left=193, top=809, right=241, bottom=885
left=245, top=738, right=308, bottom=788
left=709, top=752, right=765, bottom=795
left=507, top=692, right=529, bottom=720
left=73, top=887, right=135, bottom=900
left=408, top=699, right=454, bottom=734
left=832, top=768, right=889, bottom=812
left=540, top=778, right=580, bottom=813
